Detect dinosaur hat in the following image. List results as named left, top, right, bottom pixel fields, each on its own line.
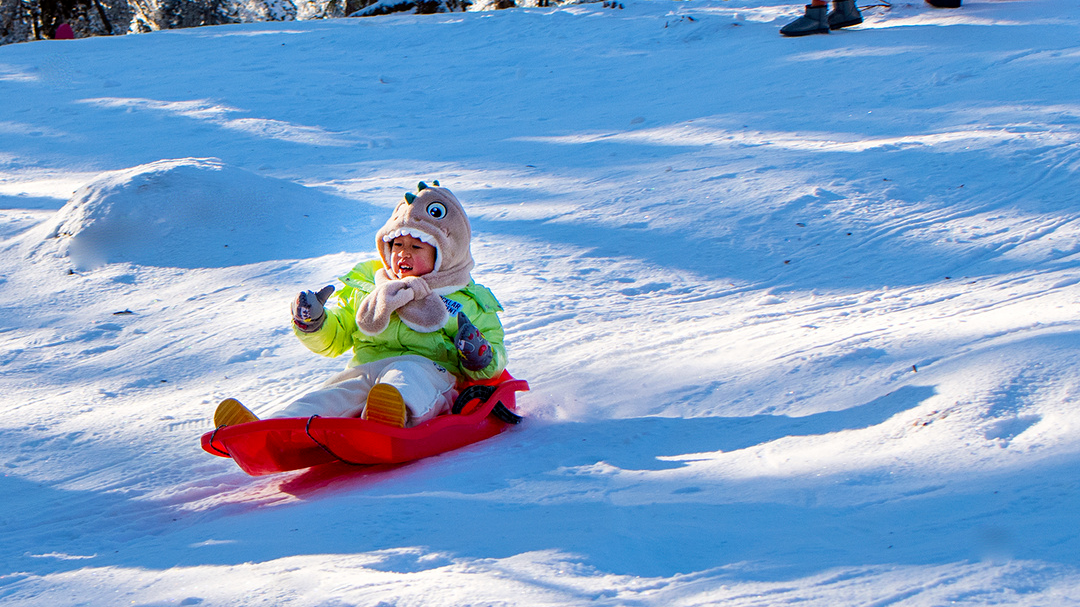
left=375, top=181, right=474, bottom=294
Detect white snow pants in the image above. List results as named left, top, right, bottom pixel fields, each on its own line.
left=271, top=355, right=457, bottom=426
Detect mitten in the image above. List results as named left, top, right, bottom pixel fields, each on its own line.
left=398, top=275, right=432, bottom=300
left=455, top=312, right=492, bottom=371
left=292, top=285, right=335, bottom=333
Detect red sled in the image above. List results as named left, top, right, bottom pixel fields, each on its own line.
left=201, top=372, right=528, bottom=476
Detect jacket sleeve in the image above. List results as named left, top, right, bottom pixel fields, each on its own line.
left=293, top=288, right=359, bottom=359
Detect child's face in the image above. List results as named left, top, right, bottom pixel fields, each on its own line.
left=390, top=234, right=437, bottom=277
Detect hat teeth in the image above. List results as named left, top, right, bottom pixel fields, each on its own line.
left=383, top=228, right=437, bottom=247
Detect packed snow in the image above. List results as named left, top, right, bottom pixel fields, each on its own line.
left=2, top=0, right=1080, bottom=604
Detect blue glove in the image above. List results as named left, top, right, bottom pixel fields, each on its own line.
left=292, top=285, right=335, bottom=333
left=455, top=312, right=492, bottom=371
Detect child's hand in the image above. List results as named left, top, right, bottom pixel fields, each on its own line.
left=380, top=275, right=430, bottom=304
left=455, top=312, right=493, bottom=371
left=399, top=275, right=432, bottom=300
left=292, top=285, right=335, bottom=332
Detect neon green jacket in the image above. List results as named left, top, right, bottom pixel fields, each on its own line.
left=293, top=260, right=508, bottom=381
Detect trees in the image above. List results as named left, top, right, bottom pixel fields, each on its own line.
left=0, top=0, right=505, bottom=46
left=1, top=0, right=125, bottom=43
left=1, top=1, right=296, bottom=44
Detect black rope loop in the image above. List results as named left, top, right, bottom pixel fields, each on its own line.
left=208, top=425, right=231, bottom=457
left=304, top=415, right=366, bottom=466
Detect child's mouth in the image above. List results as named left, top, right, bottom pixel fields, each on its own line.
left=398, top=263, right=413, bottom=273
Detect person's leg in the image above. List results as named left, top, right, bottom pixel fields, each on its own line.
left=271, top=376, right=377, bottom=418
left=213, top=361, right=389, bottom=425
left=254, top=355, right=455, bottom=424
left=270, top=361, right=391, bottom=419
left=828, top=0, right=863, bottom=30
left=367, top=356, right=457, bottom=427
left=780, top=1, right=830, bottom=37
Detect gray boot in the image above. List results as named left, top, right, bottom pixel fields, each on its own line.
left=780, top=4, right=829, bottom=37
left=828, top=0, right=863, bottom=29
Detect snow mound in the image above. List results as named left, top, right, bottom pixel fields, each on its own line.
left=31, top=158, right=377, bottom=269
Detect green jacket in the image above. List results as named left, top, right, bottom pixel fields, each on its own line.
left=294, top=260, right=508, bottom=381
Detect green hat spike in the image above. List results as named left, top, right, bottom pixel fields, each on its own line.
left=404, top=192, right=416, bottom=204
left=417, top=181, right=428, bottom=191
left=433, top=180, right=439, bottom=186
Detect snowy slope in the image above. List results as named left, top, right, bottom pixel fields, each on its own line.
left=2, top=0, right=1080, bottom=604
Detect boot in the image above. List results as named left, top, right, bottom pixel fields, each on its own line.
left=925, top=0, right=960, bottom=7
left=828, top=0, right=863, bottom=29
left=363, top=383, right=408, bottom=428
left=780, top=4, right=829, bottom=37
left=214, top=398, right=258, bottom=427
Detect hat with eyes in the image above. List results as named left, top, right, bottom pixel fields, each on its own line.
left=375, top=181, right=475, bottom=293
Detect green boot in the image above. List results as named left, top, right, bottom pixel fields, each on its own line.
left=780, top=4, right=829, bottom=37
left=828, top=0, right=863, bottom=29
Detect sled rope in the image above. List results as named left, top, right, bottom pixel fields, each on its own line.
left=304, top=415, right=367, bottom=466
left=207, top=426, right=232, bottom=457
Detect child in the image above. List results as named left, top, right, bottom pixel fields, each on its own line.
left=214, top=181, right=507, bottom=428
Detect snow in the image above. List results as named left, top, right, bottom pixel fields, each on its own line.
left=29, top=158, right=376, bottom=270
left=2, top=0, right=1080, bottom=604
